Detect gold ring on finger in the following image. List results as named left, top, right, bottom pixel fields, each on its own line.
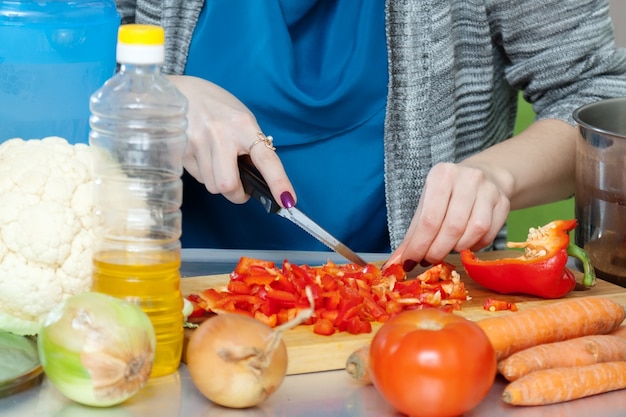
left=249, top=132, right=276, bottom=153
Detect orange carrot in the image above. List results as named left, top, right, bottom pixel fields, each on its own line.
left=345, top=344, right=372, bottom=384
left=502, top=361, right=626, bottom=405
left=609, top=324, right=626, bottom=338
left=498, top=334, right=626, bottom=381
left=477, top=296, right=625, bottom=360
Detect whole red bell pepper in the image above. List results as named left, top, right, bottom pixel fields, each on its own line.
left=460, top=219, right=595, bottom=299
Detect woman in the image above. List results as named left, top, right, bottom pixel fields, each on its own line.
left=115, top=0, right=626, bottom=270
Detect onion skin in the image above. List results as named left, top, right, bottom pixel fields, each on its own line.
left=37, top=292, right=156, bottom=407
left=186, top=313, right=288, bottom=408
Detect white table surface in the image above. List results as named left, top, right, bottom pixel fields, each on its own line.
left=5, top=363, right=626, bottom=417
left=3, top=249, right=626, bottom=417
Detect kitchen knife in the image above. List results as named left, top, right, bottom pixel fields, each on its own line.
left=238, top=155, right=368, bottom=266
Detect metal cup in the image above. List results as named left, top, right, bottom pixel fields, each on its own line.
left=573, top=97, right=626, bottom=287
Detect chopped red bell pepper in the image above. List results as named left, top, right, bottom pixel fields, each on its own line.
left=265, top=288, right=298, bottom=307
left=313, top=318, right=336, bottom=335
left=460, top=219, right=596, bottom=299
left=186, top=256, right=469, bottom=335
left=483, top=298, right=518, bottom=312
left=254, top=310, right=278, bottom=327
left=227, top=279, right=252, bottom=295
left=345, top=316, right=372, bottom=335
left=241, top=274, right=276, bottom=287
left=334, top=297, right=363, bottom=330
left=233, top=256, right=275, bottom=275
left=184, top=295, right=211, bottom=322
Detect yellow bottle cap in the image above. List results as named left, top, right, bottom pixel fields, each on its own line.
left=116, top=24, right=165, bottom=64
left=118, top=24, right=165, bottom=46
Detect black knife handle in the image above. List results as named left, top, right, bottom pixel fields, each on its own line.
left=238, top=155, right=282, bottom=214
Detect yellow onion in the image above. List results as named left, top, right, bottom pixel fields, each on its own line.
left=37, top=292, right=156, bottom=407
left=187, top=288, right=315, bottom=408
left=187, top=313, right=287, bottom=408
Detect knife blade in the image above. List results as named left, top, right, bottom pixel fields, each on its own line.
left=238, top=155, right=368, bottom=266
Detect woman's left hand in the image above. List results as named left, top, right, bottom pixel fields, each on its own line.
left=387, top=118, right=577, bottom=270
left=387, top=161, right=510, bottom=269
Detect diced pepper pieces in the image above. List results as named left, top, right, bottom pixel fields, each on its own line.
left=254, top=311, right=278, bottom=327
left=184, top=296, right=210, bottom=322
left=227, top=279, right=252, bottom=295
left=242, top=274, right=276, bottom=287
left=483, top=298, right=518, bottom=312
left=233, top=256, right=275, bottom=275
left=185, top=256, right=469, bottom=336
left=313, top=318, right=336, bottom=335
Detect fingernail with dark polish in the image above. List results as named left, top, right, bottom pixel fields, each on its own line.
left=280, top=191, right=295, bottom=208
left=403, top=259, right=418, bottom=272
left=420, top=260, right=432, bottom=267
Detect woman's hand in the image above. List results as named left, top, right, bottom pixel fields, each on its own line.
left=169, top=75, right=296, bottom=206
left=387, top=162, right=511, bottom=269
left=387, top=119, right=577, bottom=271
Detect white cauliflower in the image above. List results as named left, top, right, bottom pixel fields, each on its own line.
left=0, top=137, right=94, bottom=335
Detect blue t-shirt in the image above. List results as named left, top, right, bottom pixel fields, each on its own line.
left=182, top=0, right=390, bottom=252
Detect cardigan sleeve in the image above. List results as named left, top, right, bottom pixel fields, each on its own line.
left=488, top=0, right=626, bottom=124
left=114, top=0, right=205, bottom=75
left=114, top=0, right=137, bottom=24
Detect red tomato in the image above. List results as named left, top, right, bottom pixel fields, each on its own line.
left=369, top=309, right=496, bottom=417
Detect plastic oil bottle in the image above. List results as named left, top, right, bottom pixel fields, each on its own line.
left=89, top=24, right=188, bottom=377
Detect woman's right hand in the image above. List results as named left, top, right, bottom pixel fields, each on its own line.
left=169, top=75, right=296, bottom=207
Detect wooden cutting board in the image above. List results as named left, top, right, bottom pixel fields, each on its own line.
left=181, top=250, right=626, bottom=375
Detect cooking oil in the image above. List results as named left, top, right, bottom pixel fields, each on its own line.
left=92, top=249, right=183, bottom=377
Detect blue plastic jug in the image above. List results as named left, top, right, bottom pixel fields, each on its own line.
left=0, top=0, right=120, bottom=144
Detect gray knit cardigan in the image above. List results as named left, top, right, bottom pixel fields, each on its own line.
left=116, top=0, right=626, bottom=248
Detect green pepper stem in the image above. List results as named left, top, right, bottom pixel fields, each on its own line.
left=567, top=243, right=596, bottom=288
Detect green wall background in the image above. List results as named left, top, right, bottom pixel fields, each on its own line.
left=505, top=94, right=575, bottom=242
